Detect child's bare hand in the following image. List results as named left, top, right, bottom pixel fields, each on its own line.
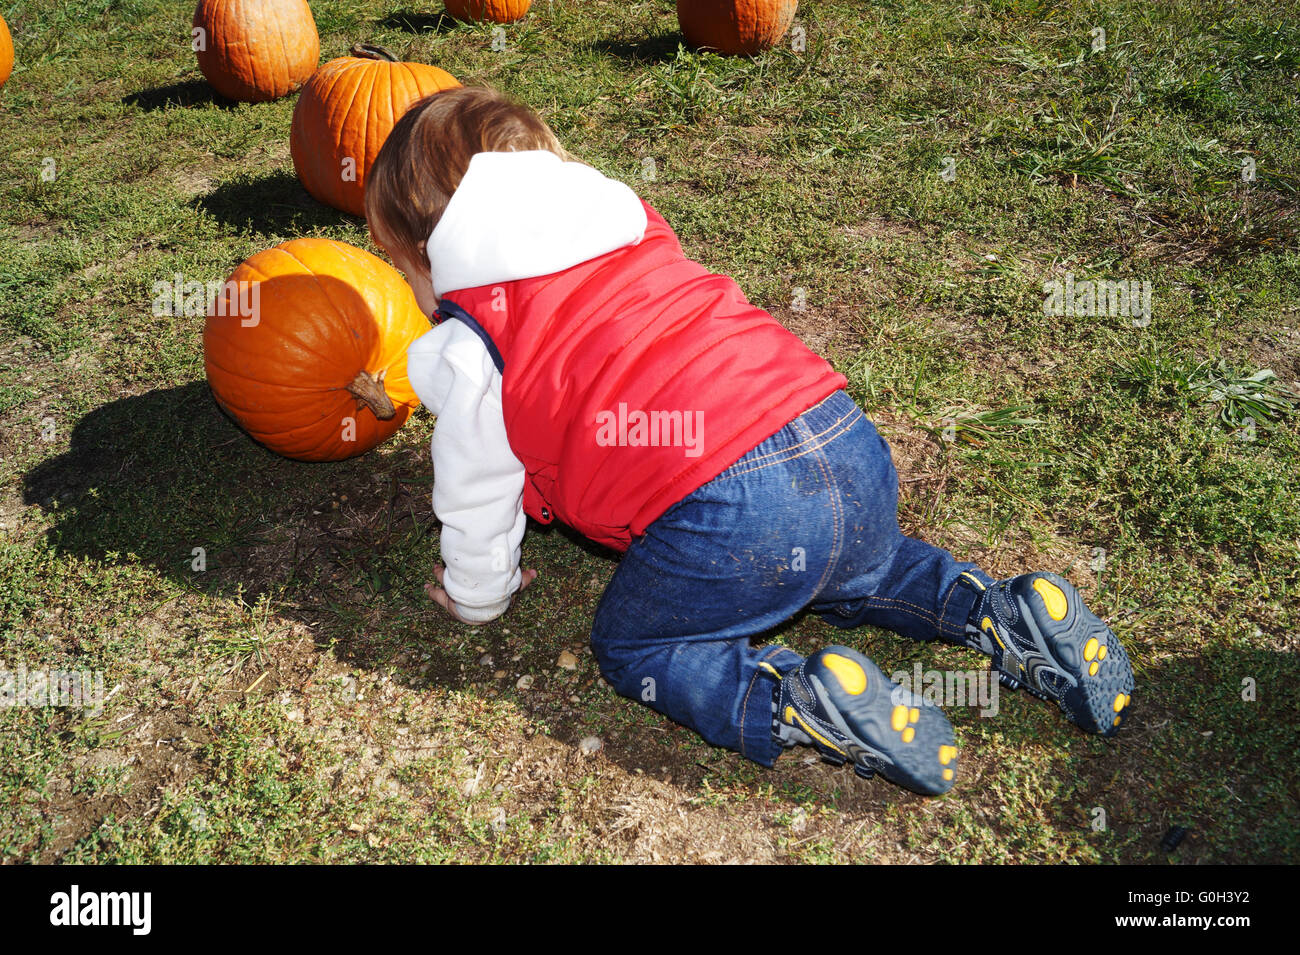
left=425, top=563, right=538, bottom=622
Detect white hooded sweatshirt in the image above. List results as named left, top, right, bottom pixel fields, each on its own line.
left=404, top=150, right=648, bottom=622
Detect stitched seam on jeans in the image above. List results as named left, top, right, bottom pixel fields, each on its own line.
left=712, top=405, right=863, bottom=480
left=861, top=595, right=940, bottom=624
left=732, top=405, right=861, bottom=469
left=718, top=410, right=863, bottom=480
left=807, top=438, right=844, bottom=596
left=740, top=646, right=787, bottom=759
left=938, top=580, right=963, bottom=637
left=717, top=392, right=847, bottom=475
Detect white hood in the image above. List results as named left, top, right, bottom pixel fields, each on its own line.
left=426, top=149, right=649, bottom=298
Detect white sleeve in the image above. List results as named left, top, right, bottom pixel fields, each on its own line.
left=405, top=322, right=527, bottom=623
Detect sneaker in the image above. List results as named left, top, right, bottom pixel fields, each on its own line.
left=764, top=647, right=959, bottom=795
left=959, top=571, right=1135, bottom=736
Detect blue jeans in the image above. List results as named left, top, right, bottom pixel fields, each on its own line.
left=589, top=389, right=993, bottom=766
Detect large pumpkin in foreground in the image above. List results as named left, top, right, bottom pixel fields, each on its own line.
left=193, top=0, right=320, bottom=102
left=290, top=45, right=460, bottom=217
left=444, top=0, right=532, bottom=22
left=0, top=14, right=14, bottom=93
left=677, top=0, right=798, bottom=56
left=203, top=238, right=431, bottom=461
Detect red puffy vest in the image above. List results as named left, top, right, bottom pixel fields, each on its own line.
left=437, top=200, right=847, bottom=552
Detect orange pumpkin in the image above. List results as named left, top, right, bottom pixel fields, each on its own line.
left=290, top=45, right=460, bottom=217
left=0, top=14, right=13, bottom=94
left=203, top=238, right=431, bottom=461
left=192, top=0, right=320, bottom=102
left=444, top=0, right=531, bottom=23
left=677, top=0, right=798, bottom=56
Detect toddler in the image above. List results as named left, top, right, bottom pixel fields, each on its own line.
left=364, top=87, right=1135, bottom=795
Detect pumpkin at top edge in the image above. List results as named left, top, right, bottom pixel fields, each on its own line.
left=444, top=0, right=532, bottom=23
left=290, top=45, right=461, bottom=217
left=0, top=14, right=14, bottom=93
left=677, top=0, right=798, bottom=56
left=192, top=0, right=320, bottom=102
left=203, top=238, right=431, bottom=462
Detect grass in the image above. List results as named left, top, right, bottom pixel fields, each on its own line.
left=1, top=0, right=1298, bottom=863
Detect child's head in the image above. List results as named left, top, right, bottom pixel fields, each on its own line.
left=365, top=85, right=572, bottom=276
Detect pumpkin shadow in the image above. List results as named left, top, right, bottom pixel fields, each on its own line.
left=122, top=78, right=239, bottom=112
left=379, top=10, right=459, bottom=34
left=589, top=32, right=686, bottom=64
left=23, top=382, right=336, bottom=599
left=193, top=170, right=356, bottom=238
left=21, top=376, right=437, bottom=661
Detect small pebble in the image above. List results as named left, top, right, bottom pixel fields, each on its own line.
left=556, top=650, right=578, bottom=670
left=478, top=653, right=494, bottom=667
left=516, top=674, right=534, bottom=690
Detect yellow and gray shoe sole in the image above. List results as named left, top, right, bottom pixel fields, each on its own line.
left=782, top=646, right=958, bottom=795
left=976, top=573, right=1135, bottom=737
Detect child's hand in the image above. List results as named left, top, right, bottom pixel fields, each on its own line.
left=425, top=563, right=539, bottom=623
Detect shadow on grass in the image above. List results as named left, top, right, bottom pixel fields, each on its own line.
left=18, top=377, right=617, bottom=696
left=122, top=78, right=238, bottom=112
left=193, top=170, right=354, bottom=237
left=588, top=32, right=685, bottom=64
left=378, top=10, right=459, bottom=34
left=21, top=382, right=434, bottom=655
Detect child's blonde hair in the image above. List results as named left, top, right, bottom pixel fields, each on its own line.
left=365, top=85, right=574, bottom=269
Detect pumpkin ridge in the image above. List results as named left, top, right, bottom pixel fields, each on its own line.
left=331, top=59, right=374, bottom=210
left=210, top=285, right=358, bottom=379
left=215, top=387, right=354, bottom=420
left=278, top=242, right=377, bottom=374
left=252, top=2, right=272, bottom=97
left=256, top=0, right=279, bottom=94
left=234, top=0, right=264, bottom=98
left=206, top=330, right=353, bottom=384
left=359, top=58, right=387, bottom=200
left=245, top=407, right=372, bottom=446
left=271, top=0, right=294, bottom=92
left=398, top=62, right=421, bottom=114
left=204, top=351, right=345, bottom=392
left=292, top=68, right=329, bottom=204
left=243, top=247, right=358, bottom=372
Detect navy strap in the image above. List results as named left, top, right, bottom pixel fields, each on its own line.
left=435, top=299, right=505, bottom=374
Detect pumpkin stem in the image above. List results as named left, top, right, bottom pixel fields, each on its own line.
left=350, top=43, right=400, bottom=62
left=346, top=369, right=397, bottom=421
